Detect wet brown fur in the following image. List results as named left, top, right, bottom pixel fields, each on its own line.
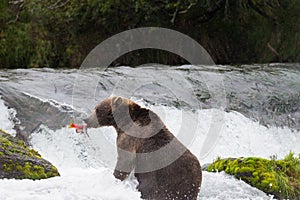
left=84, top=96, right=202, bottom=200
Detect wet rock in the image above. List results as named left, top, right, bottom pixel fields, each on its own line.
left=0, top=129, right=60, bottom=180
left=206, top=154, right=300, bottom=199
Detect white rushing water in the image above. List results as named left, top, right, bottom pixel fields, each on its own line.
left=0, top=97, right=17, bottom=137
left=0, top=98, right=299, bottom=199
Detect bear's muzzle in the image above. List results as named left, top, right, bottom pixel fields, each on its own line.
left=84, top=111, right=99, bottom=128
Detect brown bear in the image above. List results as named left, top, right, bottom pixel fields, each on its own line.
left=84, top=96, right=202, bottom=200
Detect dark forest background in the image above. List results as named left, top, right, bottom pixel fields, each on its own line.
left=1, top=0, right=300, bottom=68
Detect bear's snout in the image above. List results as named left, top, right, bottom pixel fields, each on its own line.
left=84, top=111, right=99, bottom=128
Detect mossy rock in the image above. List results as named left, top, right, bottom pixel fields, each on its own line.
left=207, top=154, right=300, bottom=199
left=0, top=129, right=59, bottom=180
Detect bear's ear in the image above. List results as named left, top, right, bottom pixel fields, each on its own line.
left=112, top=96, right=123, bottom=107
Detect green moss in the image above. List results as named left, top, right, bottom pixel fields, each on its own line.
left=0, top=129, right=60, bottom=180
left=0, top=136, right=13, bottom=147
left=3, top=158, right=59, bottom=180
left=0, top=129, right=10, bottom=135
left=2, top=163, right=12, bottom=172
left=0, top=129, right=42, bottom=159
left=207, top=152, right=300, bottom=199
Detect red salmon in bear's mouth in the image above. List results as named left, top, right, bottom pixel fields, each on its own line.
left=68, top=121, right=87, bottom=134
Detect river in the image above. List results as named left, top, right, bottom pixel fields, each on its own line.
left=0, top=64, right=299, bottom=199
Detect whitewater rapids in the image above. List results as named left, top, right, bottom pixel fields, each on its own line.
left=1, top=98, right=299, bottom=199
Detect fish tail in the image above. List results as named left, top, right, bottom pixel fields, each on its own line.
left=68, top=118, right=74, bottom=128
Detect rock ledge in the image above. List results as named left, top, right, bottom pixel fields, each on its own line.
left=0, top=129, right=59, bottom=180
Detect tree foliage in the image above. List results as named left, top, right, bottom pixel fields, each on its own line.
left=0, top=0, right=300, bottom=68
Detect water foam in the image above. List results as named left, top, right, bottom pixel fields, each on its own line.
left=0, top=97, right=17, bottom=136
left=1, top=100, right=298, bottom=199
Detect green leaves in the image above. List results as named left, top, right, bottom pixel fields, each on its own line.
left=0, top=0, right=300, bottom=68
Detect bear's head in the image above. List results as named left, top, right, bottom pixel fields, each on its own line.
left=84, top=96, right=165, bottom=138
left=84, top=96, right=140, bottom=128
